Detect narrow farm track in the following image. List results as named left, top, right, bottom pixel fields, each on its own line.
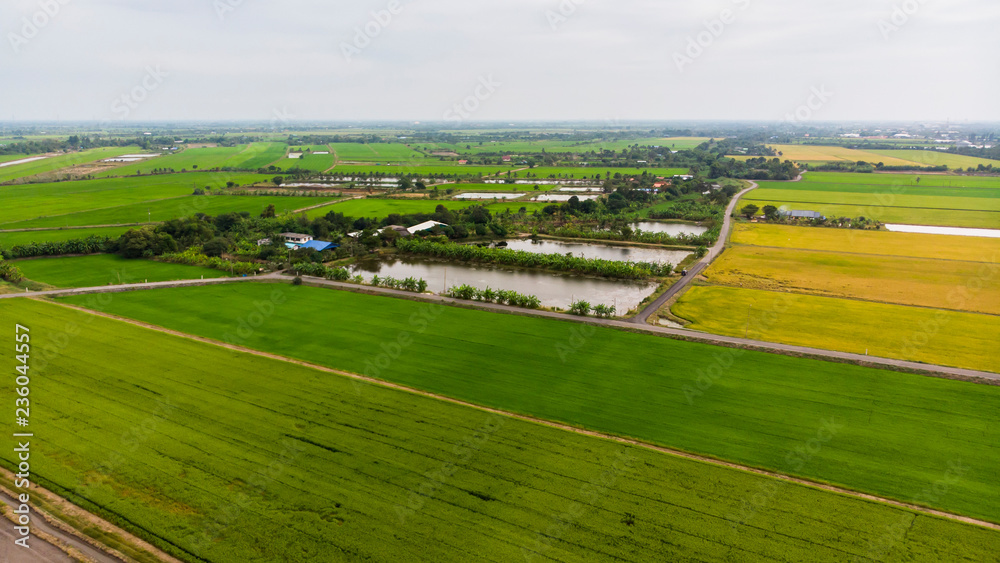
left=0, top=486, right=131, bottom=563
left=292, top=195, right=365, bottom=213
left=38, top=299, right=1000, bottom=535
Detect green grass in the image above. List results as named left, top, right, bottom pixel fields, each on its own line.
left=0, top=153, right=47, bottom=164
left=0, top=227, right=132, bottom=248
left=0, top=173, right=276, bottom=228
left=305, top=198, right=478, bottom=219
left=58, top=283, right=1000, bottom=525
left=746, top=187, right=1000, bottom=212
left=2, top=297, right=997, bottom=562
left=95, top=146, right=249, bottom=177
left=331, top=142, right=429, bottom=162
left=14, top=254, right=227, bottom=287
left=2, top=195, right=333, bottom=229
left=275, top=146, right=335, bottom=172
left=673, top=285, right=1000, bottom=373
left=0, top=148, right=142, bottom=183
left=222, top=142, right=288, bottom=169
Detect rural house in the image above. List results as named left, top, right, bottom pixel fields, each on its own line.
left=408, top=220, right=448, bottom=235
left=281, top=232, right=313, bottom=244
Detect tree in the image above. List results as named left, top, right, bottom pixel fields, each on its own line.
left=273, top=176, right=284, bottom=186
left=203, top=237, right=230, bottom=258
left=261, top=204, right=276, bottom=218
left=763, top=205, right=779, bottom=220
left=740, top=204, right=760, bottom=219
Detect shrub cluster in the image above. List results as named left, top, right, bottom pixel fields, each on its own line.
left=445, top=284, right=542, bottom=309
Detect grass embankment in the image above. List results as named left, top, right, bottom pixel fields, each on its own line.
left=57, top=283, right=1000, bottom=525
left=673, top=285, right=1000, bottom=373
left=13, top=254, right=227, bottom=288
left=2, top=297, right=998, bottom=562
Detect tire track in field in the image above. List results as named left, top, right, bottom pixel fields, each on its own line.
left=44, top=300, right=1000, bottom=535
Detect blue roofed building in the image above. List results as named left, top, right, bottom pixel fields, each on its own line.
left=299, top=240, right=340, bottom=252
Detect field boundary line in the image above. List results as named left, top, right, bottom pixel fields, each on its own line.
left=39, top=299, right=1000, bottom=534
left=291, top=195, right=364, bottom=214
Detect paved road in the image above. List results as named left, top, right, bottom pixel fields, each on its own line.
left=0, top=489, right=126, bottom=563
left=631, top=181, right=758, bottom=325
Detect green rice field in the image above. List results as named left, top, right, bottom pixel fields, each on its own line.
left=0, top=226, right=132, bottom=248
left=275, top=145, right=335, bottom=172
left=95, top=146, right=250, bottom=177
left=14, top=254, right=227, bottom=287
left=331, top=142, right=429, bottom=162
left=2, top=195, right=333, bottom=230
left=2, top=298, right=995, bottom=562
left=58, top=283, right=1000, bottom=525
left=224, top=142, right=288, bottom=169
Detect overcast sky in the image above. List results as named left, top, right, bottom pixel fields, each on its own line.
left=2, top=0, right=998, bottom=123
